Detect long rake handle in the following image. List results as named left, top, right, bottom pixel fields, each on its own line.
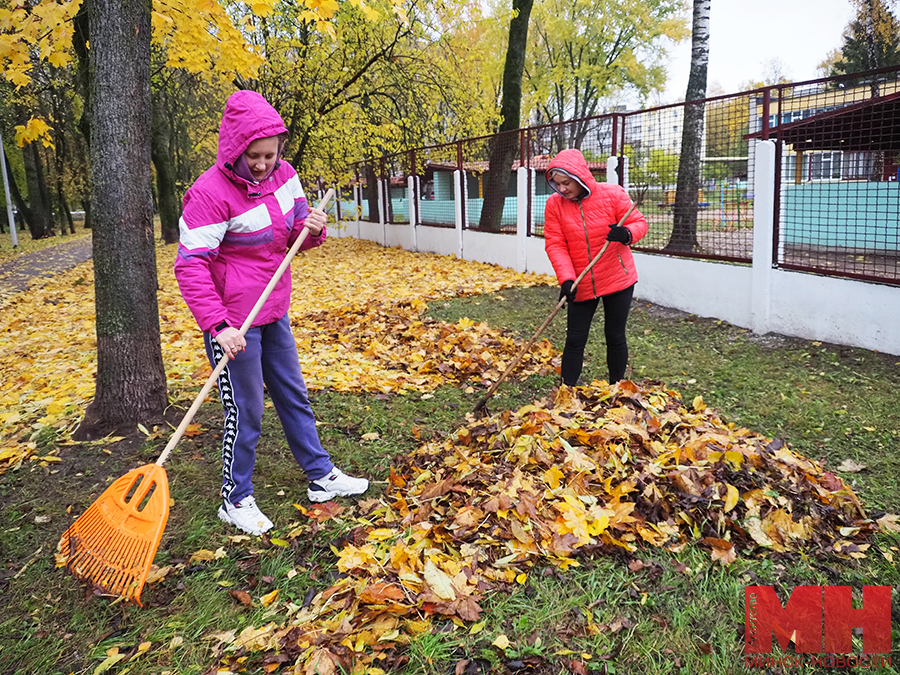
left=155, top=189, right=335, bottom=467
left=473, top=201, right=636, bottom=413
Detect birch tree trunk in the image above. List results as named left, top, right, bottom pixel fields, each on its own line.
left=76, top=0, right=168, bottom=439
left=665, top=0, right=710, bottom=252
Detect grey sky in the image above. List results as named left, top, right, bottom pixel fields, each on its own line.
left=660, top=0, right=857, bottom=101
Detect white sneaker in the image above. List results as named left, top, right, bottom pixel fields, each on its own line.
left=308, top=468, right=369, bottom=502
left=218, top=495, right=273, bottom=535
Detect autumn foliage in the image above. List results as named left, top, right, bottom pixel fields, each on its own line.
left=3, top=236, right=895, bottom=674
left=0, top=238, right=555, bottom=472
left=200, top=379, right=882, bottom=674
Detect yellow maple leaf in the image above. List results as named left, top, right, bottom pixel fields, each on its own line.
left=544, top=465, right=564, bottom=490
left=723, top=483, right=740, bottom=513
left=492, top=634, right=511, bottom=650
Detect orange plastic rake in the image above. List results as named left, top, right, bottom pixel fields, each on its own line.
left=59, top=190, right=334, bottom=605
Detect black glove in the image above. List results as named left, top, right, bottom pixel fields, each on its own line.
left=607, top=224, right=632, bottom=245
left=559, top=279, right=576, bottom=303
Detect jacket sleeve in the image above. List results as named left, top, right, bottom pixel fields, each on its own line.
left=543, top=196, right=576, bottom=282
left=614, top=186, right=649, bottom=245
left=173, top=187, right=229, bottom=333
left=285, top=174, right=327, bottom=251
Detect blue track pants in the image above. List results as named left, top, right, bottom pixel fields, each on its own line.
left=204, top=314, right=333, bottom=504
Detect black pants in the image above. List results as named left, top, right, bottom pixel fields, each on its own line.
left=561, top=283, right=635, bottom=386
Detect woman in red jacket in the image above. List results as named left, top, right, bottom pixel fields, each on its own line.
left=544, top=149, right=649, bottom=385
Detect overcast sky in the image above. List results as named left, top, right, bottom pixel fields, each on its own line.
left=656, top=0, right=857, bottom=103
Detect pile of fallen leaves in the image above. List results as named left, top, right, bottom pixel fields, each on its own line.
left=207, top=379, right=887, bottom=675
left=293, top=300, right=555, bottom=393
left=0, top=238, right=556, bottom=473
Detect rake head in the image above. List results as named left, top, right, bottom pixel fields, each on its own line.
left=59, top=463, right=170, bottom=606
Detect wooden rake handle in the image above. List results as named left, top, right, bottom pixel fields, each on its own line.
left=473, top=201, right=636, bottom=413
left=155, top=189, right=335, bottom=467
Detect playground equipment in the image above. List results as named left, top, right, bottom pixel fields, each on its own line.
left=717, top=182, right=749, bottom=231
left=657, top=189, right=710, bottom=209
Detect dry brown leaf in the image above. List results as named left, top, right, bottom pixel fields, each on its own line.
left=305, top=649, right=336, bottom=675
left=423, top=559, right=456, bottom=601
left=836, top=458, right=866, bottom=473
left=229, top=589, right=252, bottom=607
left=877, top=513, right=900, bottom=533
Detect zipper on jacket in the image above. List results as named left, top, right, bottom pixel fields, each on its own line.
left=578, top=203, right=598, bottom=298
left=617, top=253, right=629, bottom=274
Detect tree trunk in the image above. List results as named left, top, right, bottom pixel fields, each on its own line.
left=73, top=0, right=93, bottom=222
left=82, top=193, right=92, bottom=229
left=73, top=1, right=92, bottom=149
left=4, top=148, right=32, bottom=233
left=22, top=143, right=53, bottom=239
left=665, top=0, right=710, bottom=253
left=57, top=181, right=75, bottom=234
left=478, top=0, right=534, bottom=231
left=76, top=0, right=167, bottom=439
left=862, top=0, right=883, bottom=179
left=479, top=131, right=519, bottom=231
left=151, top=95, right=181, bottom=244
left=364, top=163, right=379, bottom=221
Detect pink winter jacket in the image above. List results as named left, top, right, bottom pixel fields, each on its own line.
left=174, top=90, right=325, bottom=335
left=544, top=149, right=648, bottom=302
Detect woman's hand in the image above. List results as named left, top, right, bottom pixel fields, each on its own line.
left=304, top=208, right=327, bottom=236
left=607, top=224, right=632, bottom=245
left=215, top=326, right=246, bottom=360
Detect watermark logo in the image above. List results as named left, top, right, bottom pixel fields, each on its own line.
left=745, top=586, right=891, bottom=655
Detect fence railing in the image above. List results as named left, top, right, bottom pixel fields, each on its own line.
left=323, top=65, right=900, bottom=288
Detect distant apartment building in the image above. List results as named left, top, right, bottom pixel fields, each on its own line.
left=748, top=79, right=900, bottom=182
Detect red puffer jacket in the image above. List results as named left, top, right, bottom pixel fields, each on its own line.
left=544, top=149, right=648, bottom=302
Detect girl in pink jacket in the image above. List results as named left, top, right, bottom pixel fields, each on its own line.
left=544, top=148, right=649, bottom=385
left=174, top=90, right=367, bottom=536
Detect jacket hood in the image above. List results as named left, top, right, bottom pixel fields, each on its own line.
left=546, top=149, right=594, bottom=200
left=216, top=90, right=288, bottom=174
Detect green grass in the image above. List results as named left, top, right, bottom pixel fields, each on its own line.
left=1, top=284, right=899, bottom=674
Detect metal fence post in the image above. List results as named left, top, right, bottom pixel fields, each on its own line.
left=408, top=175, right=417, bottom=252
left=454, top=169, right=463, bottom=259
left=606, top=156, right=619, bottom=184
left=751, top=140, right=776, bottom=335
left=516, top=166, right=527, bottom=273
left=377, top=178, right=386, bottom=245
left=0, top=132, right=18, bottom=246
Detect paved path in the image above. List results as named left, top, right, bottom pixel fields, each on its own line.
left=0, top=236, right=93, bottom=294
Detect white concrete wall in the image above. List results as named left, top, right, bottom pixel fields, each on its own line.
left=358, top=220, right=384, bottom=245
left=330, top=219, right=359, bottom=239
left=416, top=226, right=458, bottom=257
left=769, top=271, right=900, bottom=355
left=338, top=143, right=900, bottom=356
left=632, top=254, right=755, bottom=329
left=526, top=237, right=555, bottom=276
left=385, top=223, right=415, bottom=250
left=463, top=230, right=517, bottom=267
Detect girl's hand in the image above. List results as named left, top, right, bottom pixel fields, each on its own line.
left=304, top=208, right=327, bottom=236
left=215, top=326, right=246, bottom=360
